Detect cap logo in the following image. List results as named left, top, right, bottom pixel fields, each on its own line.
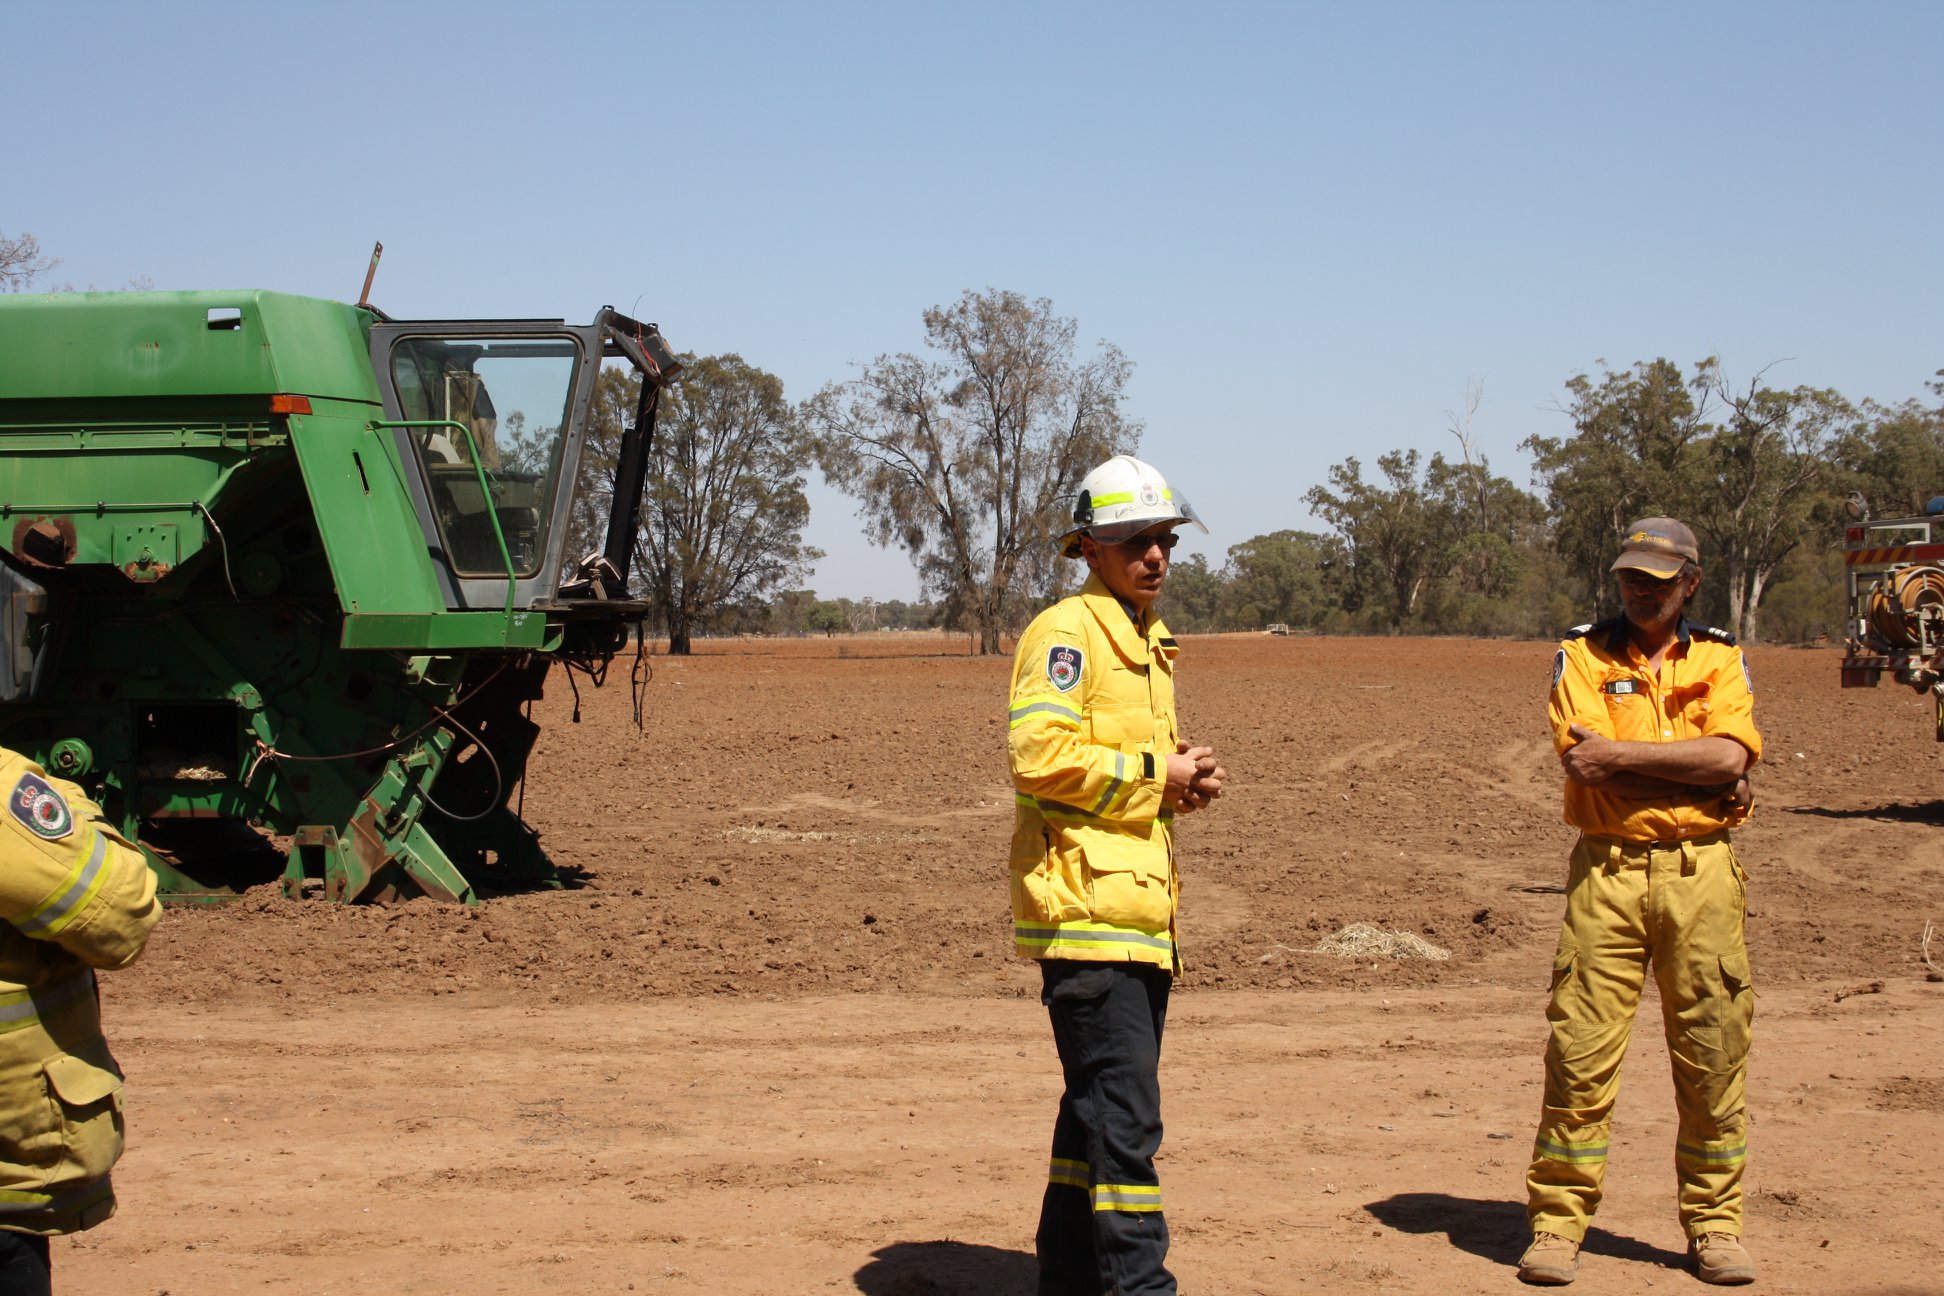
left=1138, top=482, right=1160, bottom=507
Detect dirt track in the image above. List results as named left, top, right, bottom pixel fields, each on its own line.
left=71, top=635, right=1944, bottom=1294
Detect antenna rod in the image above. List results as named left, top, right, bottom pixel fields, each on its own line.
left=357, top=241, right=384, bottom=308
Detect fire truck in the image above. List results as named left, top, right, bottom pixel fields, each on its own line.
left=1840, top=498, right=1944, bottom=740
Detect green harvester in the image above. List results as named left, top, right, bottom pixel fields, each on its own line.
left=0, top=289, right=679, bottom=902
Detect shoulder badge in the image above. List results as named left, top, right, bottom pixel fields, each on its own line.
left=1046, top=644, right=1083, bottom=693
left=1694, top=624, right=1739, bottom=645
left=1741, top=651, right=1754, bottom=692
left=1562, top=623, right=1595, bottom=641
left=9, top=771, right=75, bottom=841
left=1550, top=648, right=1565, bottom=690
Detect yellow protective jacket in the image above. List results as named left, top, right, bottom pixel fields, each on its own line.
left=0, top=747, right=160, bottom=1235
left=1007, top=575, right=1180, bottom=969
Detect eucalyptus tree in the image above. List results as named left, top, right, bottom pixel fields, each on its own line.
left=805, top=289, right=1139, bottom=654
left=578, top=356, right=820, bottom=652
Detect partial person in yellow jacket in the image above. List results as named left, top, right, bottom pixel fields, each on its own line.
left=1008, top=455, right=1225, bottom=1296
left=0, top=747, right=160, bottom=1296
left=1517, top=518, right=1761, bottom=1288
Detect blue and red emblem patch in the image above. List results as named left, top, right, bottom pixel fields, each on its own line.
left=1046, top=644, right=1083, bottom=693
left=10, top=771, right=74, bottom=841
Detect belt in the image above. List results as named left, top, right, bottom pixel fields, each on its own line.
left=1584, top=828, right=1730, bottom=853
left=1581, top=829, right=1730, bottom=875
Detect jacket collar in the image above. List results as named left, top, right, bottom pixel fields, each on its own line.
left=1079, top=573, right=1168, bottom=664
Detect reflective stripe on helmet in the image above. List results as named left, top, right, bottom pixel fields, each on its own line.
left=1058, top=456, right=1206, bottom=555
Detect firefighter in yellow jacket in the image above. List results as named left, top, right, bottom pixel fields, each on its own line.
left=1518, top=518, right=1761, bottom=1287
left=1008, top=455, right=1225, bottom=1296
left=0, top=746, right=159, bottom=1294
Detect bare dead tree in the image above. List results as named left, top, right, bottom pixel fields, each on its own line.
left=0, top=231, right=58, bottom=292
left=1446, top=378, right=1490, bottom=533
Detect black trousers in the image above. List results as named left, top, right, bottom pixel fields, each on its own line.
left=0, top=1232, right=49, bottom=1296
left=1036, top=960, right=1174, bottom=1296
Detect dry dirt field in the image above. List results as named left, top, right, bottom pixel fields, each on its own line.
left=67, top=634, right=1944, bottom=1295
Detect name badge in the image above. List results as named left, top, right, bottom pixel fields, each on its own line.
left=1603, top=679, right=1639, bottom=696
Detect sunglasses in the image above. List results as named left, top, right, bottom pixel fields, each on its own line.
left=1106, top=532, right=1180, bottom=553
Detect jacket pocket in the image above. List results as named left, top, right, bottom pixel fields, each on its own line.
left=1013, top=829, right=1090, bottom=922
left=1088, top=704, right=1152, bottom=749
left=41, top=1041, right=125, bottom=1185
left=1085, top=855, right=1173, bottom=932
left=1602, top=693, right=1649, bottom=740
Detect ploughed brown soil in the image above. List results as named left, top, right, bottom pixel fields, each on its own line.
left=73, top=635, right=1944, bottom=1294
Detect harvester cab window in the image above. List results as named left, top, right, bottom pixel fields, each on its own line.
left=390, top=337, right=579, bottom=579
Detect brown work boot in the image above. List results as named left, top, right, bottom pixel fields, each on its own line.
left=1517, top=1232, right=1581, bottom=1285
left=1691, top=1232, right=1755, bottom=1284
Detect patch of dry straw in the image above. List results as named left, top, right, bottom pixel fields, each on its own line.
left=1311, top=922, right=1450, bottom=962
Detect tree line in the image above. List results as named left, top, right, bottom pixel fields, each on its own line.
left=575, top=283, right=1938, bottom=650
left=10, top=232, right=1939, bottom=650
left=558, top=288, right=1137, bottom=653
left=1160, top=360, right=1941, bottom=644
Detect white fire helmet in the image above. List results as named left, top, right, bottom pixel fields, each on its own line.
left=1058, top=455, right=1208, bottom=558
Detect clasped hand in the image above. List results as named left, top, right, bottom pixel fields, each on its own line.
left=1165, top=741, right=1226, bottom=814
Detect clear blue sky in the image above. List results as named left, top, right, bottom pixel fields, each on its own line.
left=9, top=2, right=1939, bottom=600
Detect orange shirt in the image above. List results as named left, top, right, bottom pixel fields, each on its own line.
left=1548, top=617, right=1763, bottom=841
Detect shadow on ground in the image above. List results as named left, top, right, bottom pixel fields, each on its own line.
left=1782, top=800, right=1944, bottom=825
left=1363, top=1192, right=1687, bottom=1272
left=854, top=1240, right=1037, bottom=1295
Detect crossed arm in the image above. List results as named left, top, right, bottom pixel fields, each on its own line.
left=1561, top=724, right=1753, bottom=807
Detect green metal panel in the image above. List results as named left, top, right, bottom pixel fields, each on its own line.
left=339, top=611, right=547, bottom=650
left=0, top=290, right=378, bottom=402
left=282, top=398, right=452, bottom=616
left=0, top=294, right=450, bottom=618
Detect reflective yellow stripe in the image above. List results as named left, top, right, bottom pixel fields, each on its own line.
left=1676, top=1141, right=1748, bottom=1164
left=1014, top=793, right=1109, bottom=824
left=1092, top=1182, right=1163, bottom=1212
left=1015, top=921, right=1174, bottom=957
left=1015, top=792, right=1090, bottom=821
left=1009, top=700, right=1082, bottom=729
left=1534, top=1136, right=1608, bottom=1164
left=0, top=969, right=97, bottom=1037
left=1017, top=785, right=1153, bottom=823
left=1086, top=489, right=1173, bottom=509
left=15, top=826, right=110, bottom=937
left=1088, top=751, right=1128, bottom=815
left=0, top=1175, right=112, bottom=1214
left=1048, top=1156, right=1088, bottom=1189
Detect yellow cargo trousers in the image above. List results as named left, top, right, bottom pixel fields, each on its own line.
left=1526, top=830, right=1753, bottom=1242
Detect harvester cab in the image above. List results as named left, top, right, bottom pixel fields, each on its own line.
left=0, top=290, right=680, bottom=902
left=1839, top=498, right=1944, bottom=741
